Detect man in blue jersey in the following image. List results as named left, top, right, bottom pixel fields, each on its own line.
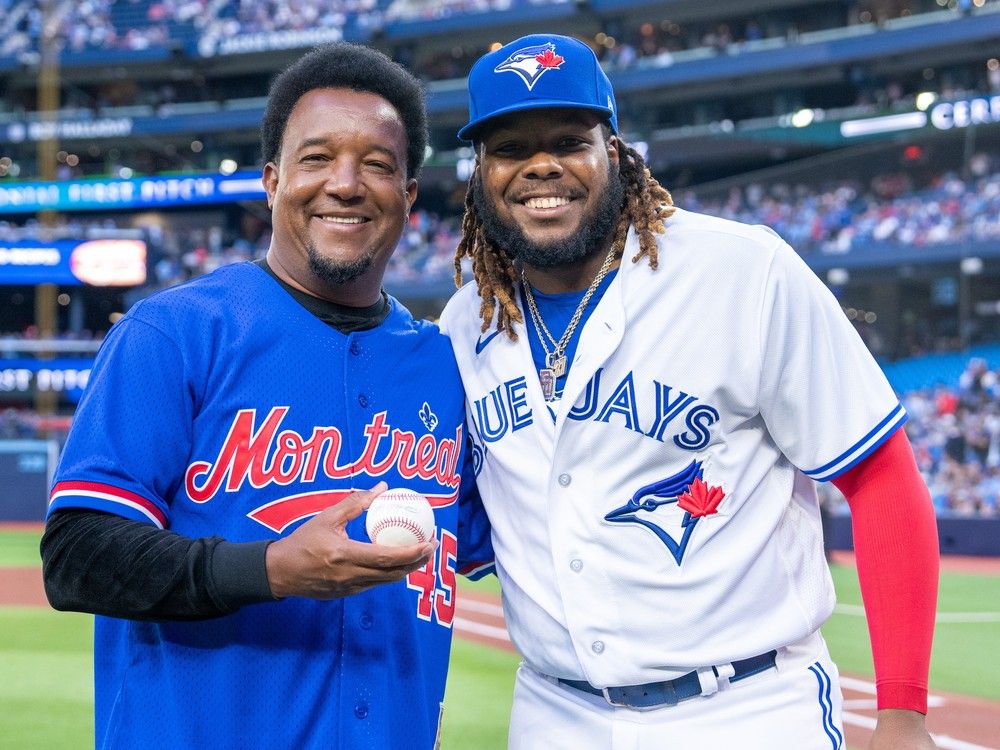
left=41, top=43, right=492, bottom=750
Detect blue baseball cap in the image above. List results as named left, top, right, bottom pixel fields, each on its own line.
left=458, top=34, right=618, bottom=141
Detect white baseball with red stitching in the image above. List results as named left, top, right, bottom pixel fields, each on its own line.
left=365, top=488, right=436, bottom=546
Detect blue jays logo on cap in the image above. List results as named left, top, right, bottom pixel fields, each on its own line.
left=494, top=42, right=565, bottom=91
left=458, top=33, right=619, bottom=141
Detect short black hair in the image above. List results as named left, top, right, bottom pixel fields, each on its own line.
left=261, top=43, right=428, bottom=178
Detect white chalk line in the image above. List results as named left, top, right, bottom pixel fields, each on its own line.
left=457, top=598, right=505, bottom=617
left=834, top=603, right=1000, bottom=623
left=453, top=616, right=510, bottom=642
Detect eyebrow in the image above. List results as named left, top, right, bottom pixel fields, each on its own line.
left=294, top=137, right=400, bottom=165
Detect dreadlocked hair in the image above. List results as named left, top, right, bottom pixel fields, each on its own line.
left=454, top=138, right=675, bottom=340
left=616, top=140, right=675, bottom=268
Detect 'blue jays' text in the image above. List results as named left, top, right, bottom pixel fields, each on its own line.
left=472, top=369, right=719, bottom=449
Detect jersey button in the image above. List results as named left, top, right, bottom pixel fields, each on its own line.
left=591, top=640, right=605, bottom=654
left=359, top=612, right=373, bottom=629
left=558, top=473, right=571, bottom=487
left=349, top=341, right=361, bottom=356
left=570, top=559, right=583, bottom=572
left=354, top=702, right=369, bottom=719
left=358, top=393, right=369, bottom=408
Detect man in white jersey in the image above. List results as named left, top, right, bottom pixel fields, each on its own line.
left=440, top=34, right=940, bottom=749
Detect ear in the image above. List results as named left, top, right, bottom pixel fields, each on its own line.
left=607, top=135, right=620, bottom=168
left=262, top=161, right=279, bottom=210
left=404, top=178, right=418, bottom=214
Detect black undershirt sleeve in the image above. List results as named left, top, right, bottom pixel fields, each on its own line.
left=41, top=510, right=273, bottom=620
left=40, top=258, right=391, bottom=621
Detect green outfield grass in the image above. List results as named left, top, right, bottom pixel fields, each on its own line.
left=1, top=529, right=997, bottom=749
left=823, top=563, right=1000, bottom=701
left=0, top=608, right=93, bottom=749
left=0, top=529, right=42, bottom=567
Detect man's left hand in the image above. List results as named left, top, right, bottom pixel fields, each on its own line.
left=868, top=709, right=937, bottom=749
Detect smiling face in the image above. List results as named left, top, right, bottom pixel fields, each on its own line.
left=474, top=109, right=621, bottom=270
left=263, top=87, right=417, bottom=305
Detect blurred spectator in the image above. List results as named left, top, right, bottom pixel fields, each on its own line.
left=679, top=162, right=1000, bottom=256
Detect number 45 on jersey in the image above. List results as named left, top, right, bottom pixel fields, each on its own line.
left=407, top=529, right=457, bottom=627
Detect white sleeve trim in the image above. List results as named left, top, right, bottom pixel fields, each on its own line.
left=803, top=404, right=908, bottom=482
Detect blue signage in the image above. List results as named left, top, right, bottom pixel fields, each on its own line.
left=0, top=238, right=147, bottom=286
left=0, top=171, right=266, bottom=214
left=0, top=358, right=93, bottom=403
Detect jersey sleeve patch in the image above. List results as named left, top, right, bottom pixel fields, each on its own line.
left=803, top=404, right=907, bottom=482
left=48, top=480, right=168, bottom=529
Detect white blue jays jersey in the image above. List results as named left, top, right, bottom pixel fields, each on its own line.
left=440, top=208, right=904, bottom=688
left=49, top=263, right=492, bottom=750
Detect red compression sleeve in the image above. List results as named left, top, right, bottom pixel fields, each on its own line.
left=831, top=428, right=939, bottom=713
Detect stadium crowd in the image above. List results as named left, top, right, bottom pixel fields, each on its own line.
left=897, top=357, right=1000, bottom=517
left=2, top=0, right=995, bottom=168
left=3, top=162, right=998, bottom=287
left=2, top=0, right=993, bottom=73
left=818, top=354, right=1000, bottom=519
left=680, top=163, right=1000, bottom=255
left=148, top=164, right=1000, bottom=287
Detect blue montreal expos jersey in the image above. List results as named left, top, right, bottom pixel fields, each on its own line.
left=48, top=263, right=492, bottom=750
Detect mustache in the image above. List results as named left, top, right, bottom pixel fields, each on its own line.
left=471, top=165, right=624, bottom=270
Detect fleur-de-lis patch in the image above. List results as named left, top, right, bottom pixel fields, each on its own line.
left=419, top=402, right=438, bottom=432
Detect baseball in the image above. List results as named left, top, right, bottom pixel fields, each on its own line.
left=365, top=488, right=436, bottom=546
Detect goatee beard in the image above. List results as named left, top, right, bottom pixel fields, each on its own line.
left=473, top=165, right=624, bottom=270
left=306, top=243, right=376, bottom=285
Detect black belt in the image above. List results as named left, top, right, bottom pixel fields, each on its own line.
left=556, top=650, right=778, bottom=709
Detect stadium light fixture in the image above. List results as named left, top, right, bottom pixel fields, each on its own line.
left=118, top=167, right=134, bottom=178
left=961, top=257, right=983, bottom=275
left=840, top=112, right=927, bottom=137
left=790, top=109, right=815, bottom=128
left=915, top=92, right=937, bottom=111
left=219, top=159, right=238, bottom=176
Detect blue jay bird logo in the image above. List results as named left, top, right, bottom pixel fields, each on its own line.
left=604, top=460, right=723, bottom=565
left=418, top=402, right=438, bottom=432
left=494, top=43, right=565, bottom=90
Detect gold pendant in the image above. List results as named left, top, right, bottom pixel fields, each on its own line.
left=546, top=353, right=567, bottom=378
left=539, top=368, right=556, bottom=401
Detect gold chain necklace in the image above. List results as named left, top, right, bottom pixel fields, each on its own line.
left=521, top=234, right=624, bottom=402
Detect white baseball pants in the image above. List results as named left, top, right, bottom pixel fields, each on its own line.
left=508, top=633, right=844, bottom=750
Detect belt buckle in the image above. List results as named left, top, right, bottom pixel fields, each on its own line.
left=600, top=683, right=678, bottom=710
left=600, top=687, right=628, bottom=708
